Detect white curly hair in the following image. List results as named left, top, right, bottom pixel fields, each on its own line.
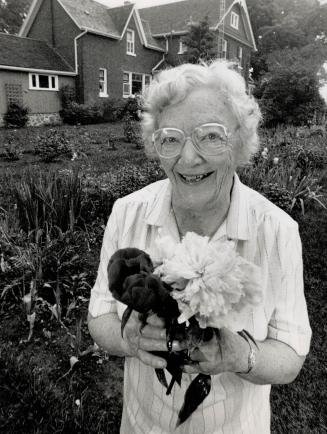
left=141, top=60, right=261, bottom=165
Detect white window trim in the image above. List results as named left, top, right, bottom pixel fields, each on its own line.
left=231, top=12, right=239, bottom=30
left=99, top=68, right=108, bottom=97
left=123, top=71, right=152, bottom=98
left=28, top=73, right=58, bottom=91
left=126, top=29, right=136, bottom=56
left=178, top=38, right=188, bottom=55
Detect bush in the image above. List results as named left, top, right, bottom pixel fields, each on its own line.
left=60, top=102, right=104, bottom=125
left=123, top=115, right=142, bottom=147
left=4, top=103, right=29, bottom=128
left=261, top=183, right=292, bottom=212
left=59, top=85, right=77, bottom=109
left=122, top=96, right=141, bottom=120
left=34, top=129, right=73, bottom=162
left=3, top=141, right=23, bottom=161
left=101, top=98, right=125, bottom=122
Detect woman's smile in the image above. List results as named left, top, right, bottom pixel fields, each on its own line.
left=178, top=171, right=214, bottom=184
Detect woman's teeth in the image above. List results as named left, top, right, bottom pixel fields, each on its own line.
left=180, top=173, right=211, bottom=183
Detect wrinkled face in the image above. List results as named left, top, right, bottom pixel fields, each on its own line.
left=157, top=87, right=239, bottom=211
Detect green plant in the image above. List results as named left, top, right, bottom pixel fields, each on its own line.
left=123, top=115, right=141, bottom=146
left=261, top=183, right=292, bottom=212
left=34, top=129, right=73, bottom=162
left=122, top=96, right=141, bottom=121
left=13, top=168, right=84, bottom=233
left=60, top=102, right=104, bottom=125
left=3, top=141, right=23, bottom=161
left=60, top=85, right=77, bottom=109
left=4, top=102, right=29, bottom=128
left=102, top=98, right=125, bottom=122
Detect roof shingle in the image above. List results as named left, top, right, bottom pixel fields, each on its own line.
left=0, top=33, right=74, bottom=72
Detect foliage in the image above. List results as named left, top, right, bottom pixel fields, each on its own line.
left=34, top=128, right=73, bottom=162
left=3, top=141, right=23, bottom=161
left=59, top=85, right=77, bottom=109
left=12, top=168, right=84, bottom=234
left=182, top=15, right=216, bottom=64
left=255, top=67, right=325, bottom=127
left=122, top=96, right=141, bottom=121
left=123, top=115, right=142, bottom=148
left=0, top=0, right=32, bottom=33
left=4, top=103, right=29, bottom=128
left=101, top=98, right=125, bottom=122
left=60, top=102, right=104, bottom=125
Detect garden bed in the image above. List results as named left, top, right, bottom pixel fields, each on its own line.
left=0, top=122, right=326, bottom=433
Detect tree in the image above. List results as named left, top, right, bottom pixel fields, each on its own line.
left=182, top=16, right=217, bottom=64
left=0, top=0, right=32, bottom=34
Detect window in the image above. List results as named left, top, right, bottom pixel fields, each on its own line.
left=178, top=38, right=188, bottom=54
left=126, top=29, right=135, bottom=55
left=123, top=72, right=152, bottom=98
left=99, top=68, right=108, bottom=97
left=29, top=73, right=58, bottom=90
left=237, top=46, right=243, bottom=65
left=218, top=38, right=227, bottom=59
left=230, top=12, right=239, bottom=29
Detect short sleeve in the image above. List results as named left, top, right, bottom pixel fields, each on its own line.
left=267, top=222, right=312, bottom=356
left=88, top=201, right=120, bottom=317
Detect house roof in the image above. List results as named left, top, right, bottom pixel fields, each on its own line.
left=140, top=0, right=256, bottom=49
left=0, top=33, right=75, bottom=74
left=58, top=0, right=133, bottom=38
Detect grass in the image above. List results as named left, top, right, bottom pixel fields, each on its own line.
left=0, top=121, right=326, bottom=433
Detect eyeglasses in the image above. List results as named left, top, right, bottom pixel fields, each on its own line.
left=152, top=123, right=231, bottom=158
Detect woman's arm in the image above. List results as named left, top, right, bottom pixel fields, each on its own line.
left=183, top=327, right=306, bottom=385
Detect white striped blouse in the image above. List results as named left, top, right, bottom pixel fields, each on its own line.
left=89, top=174, right=312, bottom=434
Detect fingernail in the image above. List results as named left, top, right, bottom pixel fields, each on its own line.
left=172, top=341, right=180, bottom=351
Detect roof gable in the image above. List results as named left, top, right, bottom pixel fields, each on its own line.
left=0, top=33, right=75, bottom=73
left=140, top=0, right=256, bottom=49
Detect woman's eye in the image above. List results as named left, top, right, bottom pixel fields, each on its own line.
left=163, top=136, right=177, bottom=144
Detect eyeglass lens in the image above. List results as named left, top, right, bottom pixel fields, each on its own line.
left=154, top=124, right=228, bottom=157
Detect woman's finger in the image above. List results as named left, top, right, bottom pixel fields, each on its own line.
left=141, top=324, right=166, bottom=340
left=146, top=314, right=165, bottom=327
left=137, top=349, right=167, bottom=369
left=139, top=336, right=168, bottom=352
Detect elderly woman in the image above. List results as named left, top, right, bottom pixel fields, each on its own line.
left=88, top=61, right=311, bottom=433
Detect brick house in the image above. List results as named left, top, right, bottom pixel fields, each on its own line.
left=0, top=0, right=256, bottom=126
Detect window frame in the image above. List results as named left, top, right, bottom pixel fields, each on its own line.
left=178, top=38, right=188, bottom=55
left=99, top=67, right=108, bottom=98
left=237, top=46, right=243, bottom=65
left=230, top=11, right=239, bottom=30
left=123, top=71, right=152, bottom=98
left=28, top=73, right=58, bottom=91
left=126, top=29, right=136, bottom=56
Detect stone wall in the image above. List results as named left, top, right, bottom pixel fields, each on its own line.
left=0, top=113, right=62, bottom=128
left=27, top=113, right=62, bottom=127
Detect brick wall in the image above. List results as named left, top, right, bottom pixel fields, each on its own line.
left=80, top=14, right=163, bottom=103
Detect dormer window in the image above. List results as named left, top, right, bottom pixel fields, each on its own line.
left=178, top=38, right=188, bottom=54
left=231, top=12, right=239, bottom=29
left=126, top=29, right=135, bottom=55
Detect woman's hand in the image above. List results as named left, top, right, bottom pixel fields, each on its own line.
left=122, top=312, right=183, bottom=369
left=184, top=328, right=250, bottom=375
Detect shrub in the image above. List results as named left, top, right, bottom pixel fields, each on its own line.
left=34, top=129, right=73, bottom=162
left=122, top=96, right=141, bottom=120
left=4, top=103, right=29, bottom=128
left=60, top=102, right=104, bottom=125
left=3, top=141, right=23, bottom=161
left=59, top=85, right=77, bottom=109
left=123, top=115, right=141, bottom=146
left=101, top=98, right=125, bottom=122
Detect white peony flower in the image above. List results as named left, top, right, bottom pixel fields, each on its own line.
left=154, top=232, right=262, bottom=332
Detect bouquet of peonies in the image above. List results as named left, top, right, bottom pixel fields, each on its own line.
left=107, top=232, right=262, bottom=427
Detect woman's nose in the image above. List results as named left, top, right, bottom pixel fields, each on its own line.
left=178, top=137, right=203, bottom=165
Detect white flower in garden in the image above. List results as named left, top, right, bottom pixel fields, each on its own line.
left=75, top=399, right=81, bottom=406
left=71, top=151, right=78, bottom=161
left=154, top=232, right=262, bottom=331
left=273, top=157, right=279, bottom=165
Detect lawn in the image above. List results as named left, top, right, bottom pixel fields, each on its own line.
left=0, top=122, right=326, bottom=433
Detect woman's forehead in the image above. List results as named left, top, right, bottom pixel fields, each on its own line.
left=158, top=88, right=236, bottom=131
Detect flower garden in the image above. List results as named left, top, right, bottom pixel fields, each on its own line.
left=0, top=121, right=326, bottom=433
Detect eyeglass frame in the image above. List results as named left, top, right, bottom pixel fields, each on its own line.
left=152, top=122, right=232, bottom=159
